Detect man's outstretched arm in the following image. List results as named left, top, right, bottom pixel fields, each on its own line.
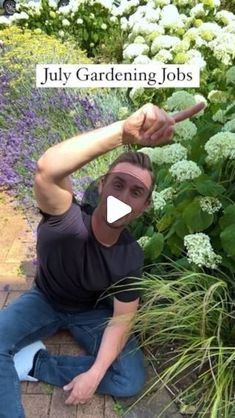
left=34, top=102, right=204, bottom=215
left=63, top=297, right=139, bottom=405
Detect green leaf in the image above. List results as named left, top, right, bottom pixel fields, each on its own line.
left=220, top=224, right=235, bottom=257
left=167, top=234, right=183, bottom=256
left=144, top=232, right=164, bottom=261
left=182, top=200, right=214, bottom=232
left=174, top=219, right=189, bottom=238
left=145, top=226, right=155, bottom=237
left=194, top=178, right=225, bottom=196
left=219, top=204, right=235, bottom=229
left=225, top=104, right=235, bottom=116
left=156, top=214, right=174, bottom=232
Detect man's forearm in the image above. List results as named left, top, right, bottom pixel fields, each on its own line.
left=87, top=315, right=134, bottom=382
left=37, top=120, right=124, bottom=179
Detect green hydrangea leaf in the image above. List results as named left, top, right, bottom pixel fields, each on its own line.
left=219, top=205, right=235, bottom=229
left=144, top=232, right=164, bottom=261
left=220, top=224, right=235, bottom=257
left=182, top=200, right=214, bottom=232
left=194, top=178, right=225, bottom=196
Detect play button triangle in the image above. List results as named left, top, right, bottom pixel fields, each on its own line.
left=107, top=196, right=132, bottom=223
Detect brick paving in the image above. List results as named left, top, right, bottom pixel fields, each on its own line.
left=0, top=192, right=119, bottom=418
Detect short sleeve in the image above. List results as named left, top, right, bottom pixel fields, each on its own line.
left=111, top=266, right=144, bottom=303
left=37, top=196, right=89, bottom=238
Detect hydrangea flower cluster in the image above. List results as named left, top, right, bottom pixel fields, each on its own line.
left=112, top=0, right=235, bottom=101
left=205, top=132, right=235, bottom=164
left=199, top=197, right=222, bottom=214
left=169, top=160, right=202, bottom=182
left=184, top=233, right=222, bottom=269
left=166, top=91, right=196, bottom=111
left=139, top=143, right=188, bottom=165
left=151, top=191, right=167, bottom=211
left=174, top=120, right=197, bottom=142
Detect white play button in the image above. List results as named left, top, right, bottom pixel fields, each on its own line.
left=107, top=196, right=132, bottom=223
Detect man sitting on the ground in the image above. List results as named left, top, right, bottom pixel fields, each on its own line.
left=0, top=101, right=204, bottom=418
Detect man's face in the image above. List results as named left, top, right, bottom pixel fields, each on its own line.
left=97, top=162, right=152, bottom=228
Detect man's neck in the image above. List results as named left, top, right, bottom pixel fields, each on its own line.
left=91, top=208, right=123, bottom=247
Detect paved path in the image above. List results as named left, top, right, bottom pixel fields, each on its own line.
left=0, top=191, right=183, bottom=418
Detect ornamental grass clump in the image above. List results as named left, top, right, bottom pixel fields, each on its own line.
left=125, top=268, right=235, bottom=417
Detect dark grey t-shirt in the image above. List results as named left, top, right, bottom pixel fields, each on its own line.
left=35, top=196, right=144, bottom=311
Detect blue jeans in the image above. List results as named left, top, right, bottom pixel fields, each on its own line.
left=0, top=286, right=146, bottom=418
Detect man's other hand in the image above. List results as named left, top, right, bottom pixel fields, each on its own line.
left=63, top=369, right=101, bottom=405
left=122, top=102, right=205, bottom=147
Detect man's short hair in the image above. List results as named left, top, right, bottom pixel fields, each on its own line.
left=105, top=150, right=156, bottom=198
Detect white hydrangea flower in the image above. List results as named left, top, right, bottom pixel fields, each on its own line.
left=190, top=3, right=205, bottom=18
left=58, top=30, right=65, bottom=37
left=198, top=22, right=222, bottom=41
left=193, top=94, right=207, bottom=117
left=174, top=0, right=191, bottom=5
left=159, top=187, right=175, bottom=201
left=123, top=43, right=149, bottom=60
left=222, top=119, right=235, bottom=133
left=152, top=191, right=167, bottom=211
left=133, top=55, right=152, bottom=64
left=120, top=17, right=129, bottom=31
left=151, top=35, right=180, bottom=55
left=137, top=147, right=155, bottom=160
left=144, top=6, right=161, bottom=23
left=205, top=132, right=235, bottom=163
left=150, top=148, right=164, bottom=164
left=167, top=91, right=196, bottom=111
left=76, top=18, right=83, bottom=24
left=226, top=66, right=235, bottom=85
left=162, top=143, right=188, bottom=164
left=174, top=120, right=197, bottom=142
left=216, top=10, right=235, bottom=26
left=208, top=90, right=228, bottom=103
left=59, top=5, right=71, bottom=13
left=226, top=22, right=235, bottom=34
left=137, top=236, right=150, bottom=249
left=0, top=16, right=10, bottom=24
left=48, top=0, right=57, bottom=8
left=160, top=4, right=180, bottom=28
left=212, top=109, right=226, bottom=123
left=208, top=32, right=235, bottom=66
left=14, top=11, right=29, bottom=20
left=101, top=23, right=107, bottom=30
left=62, top=18, right=70, bottom=26
left=187, top=49, right=206, bottom=70
left=171, top=39, right=190, bottom=53
left=153, top=49, right=173, bottom=62
left=184, top=27, right=198, bottom=42
left=133, top=35, right=146, bottom=43
left=169, top=160, right=202, bottom=182
left=133, top=21, right=164, bottom=36
left=155, top=0, right=171, bottom=6
left=199, top=197, right=222, bottom=214
left=110, top=16, right=117, bottom=23
left=184, top=233, right=222, bottom=269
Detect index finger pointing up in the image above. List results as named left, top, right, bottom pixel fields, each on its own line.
left=172, top=102, right=205, bottom=123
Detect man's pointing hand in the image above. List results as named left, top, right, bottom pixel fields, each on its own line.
left=122, top=102, right=205, bottom=147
